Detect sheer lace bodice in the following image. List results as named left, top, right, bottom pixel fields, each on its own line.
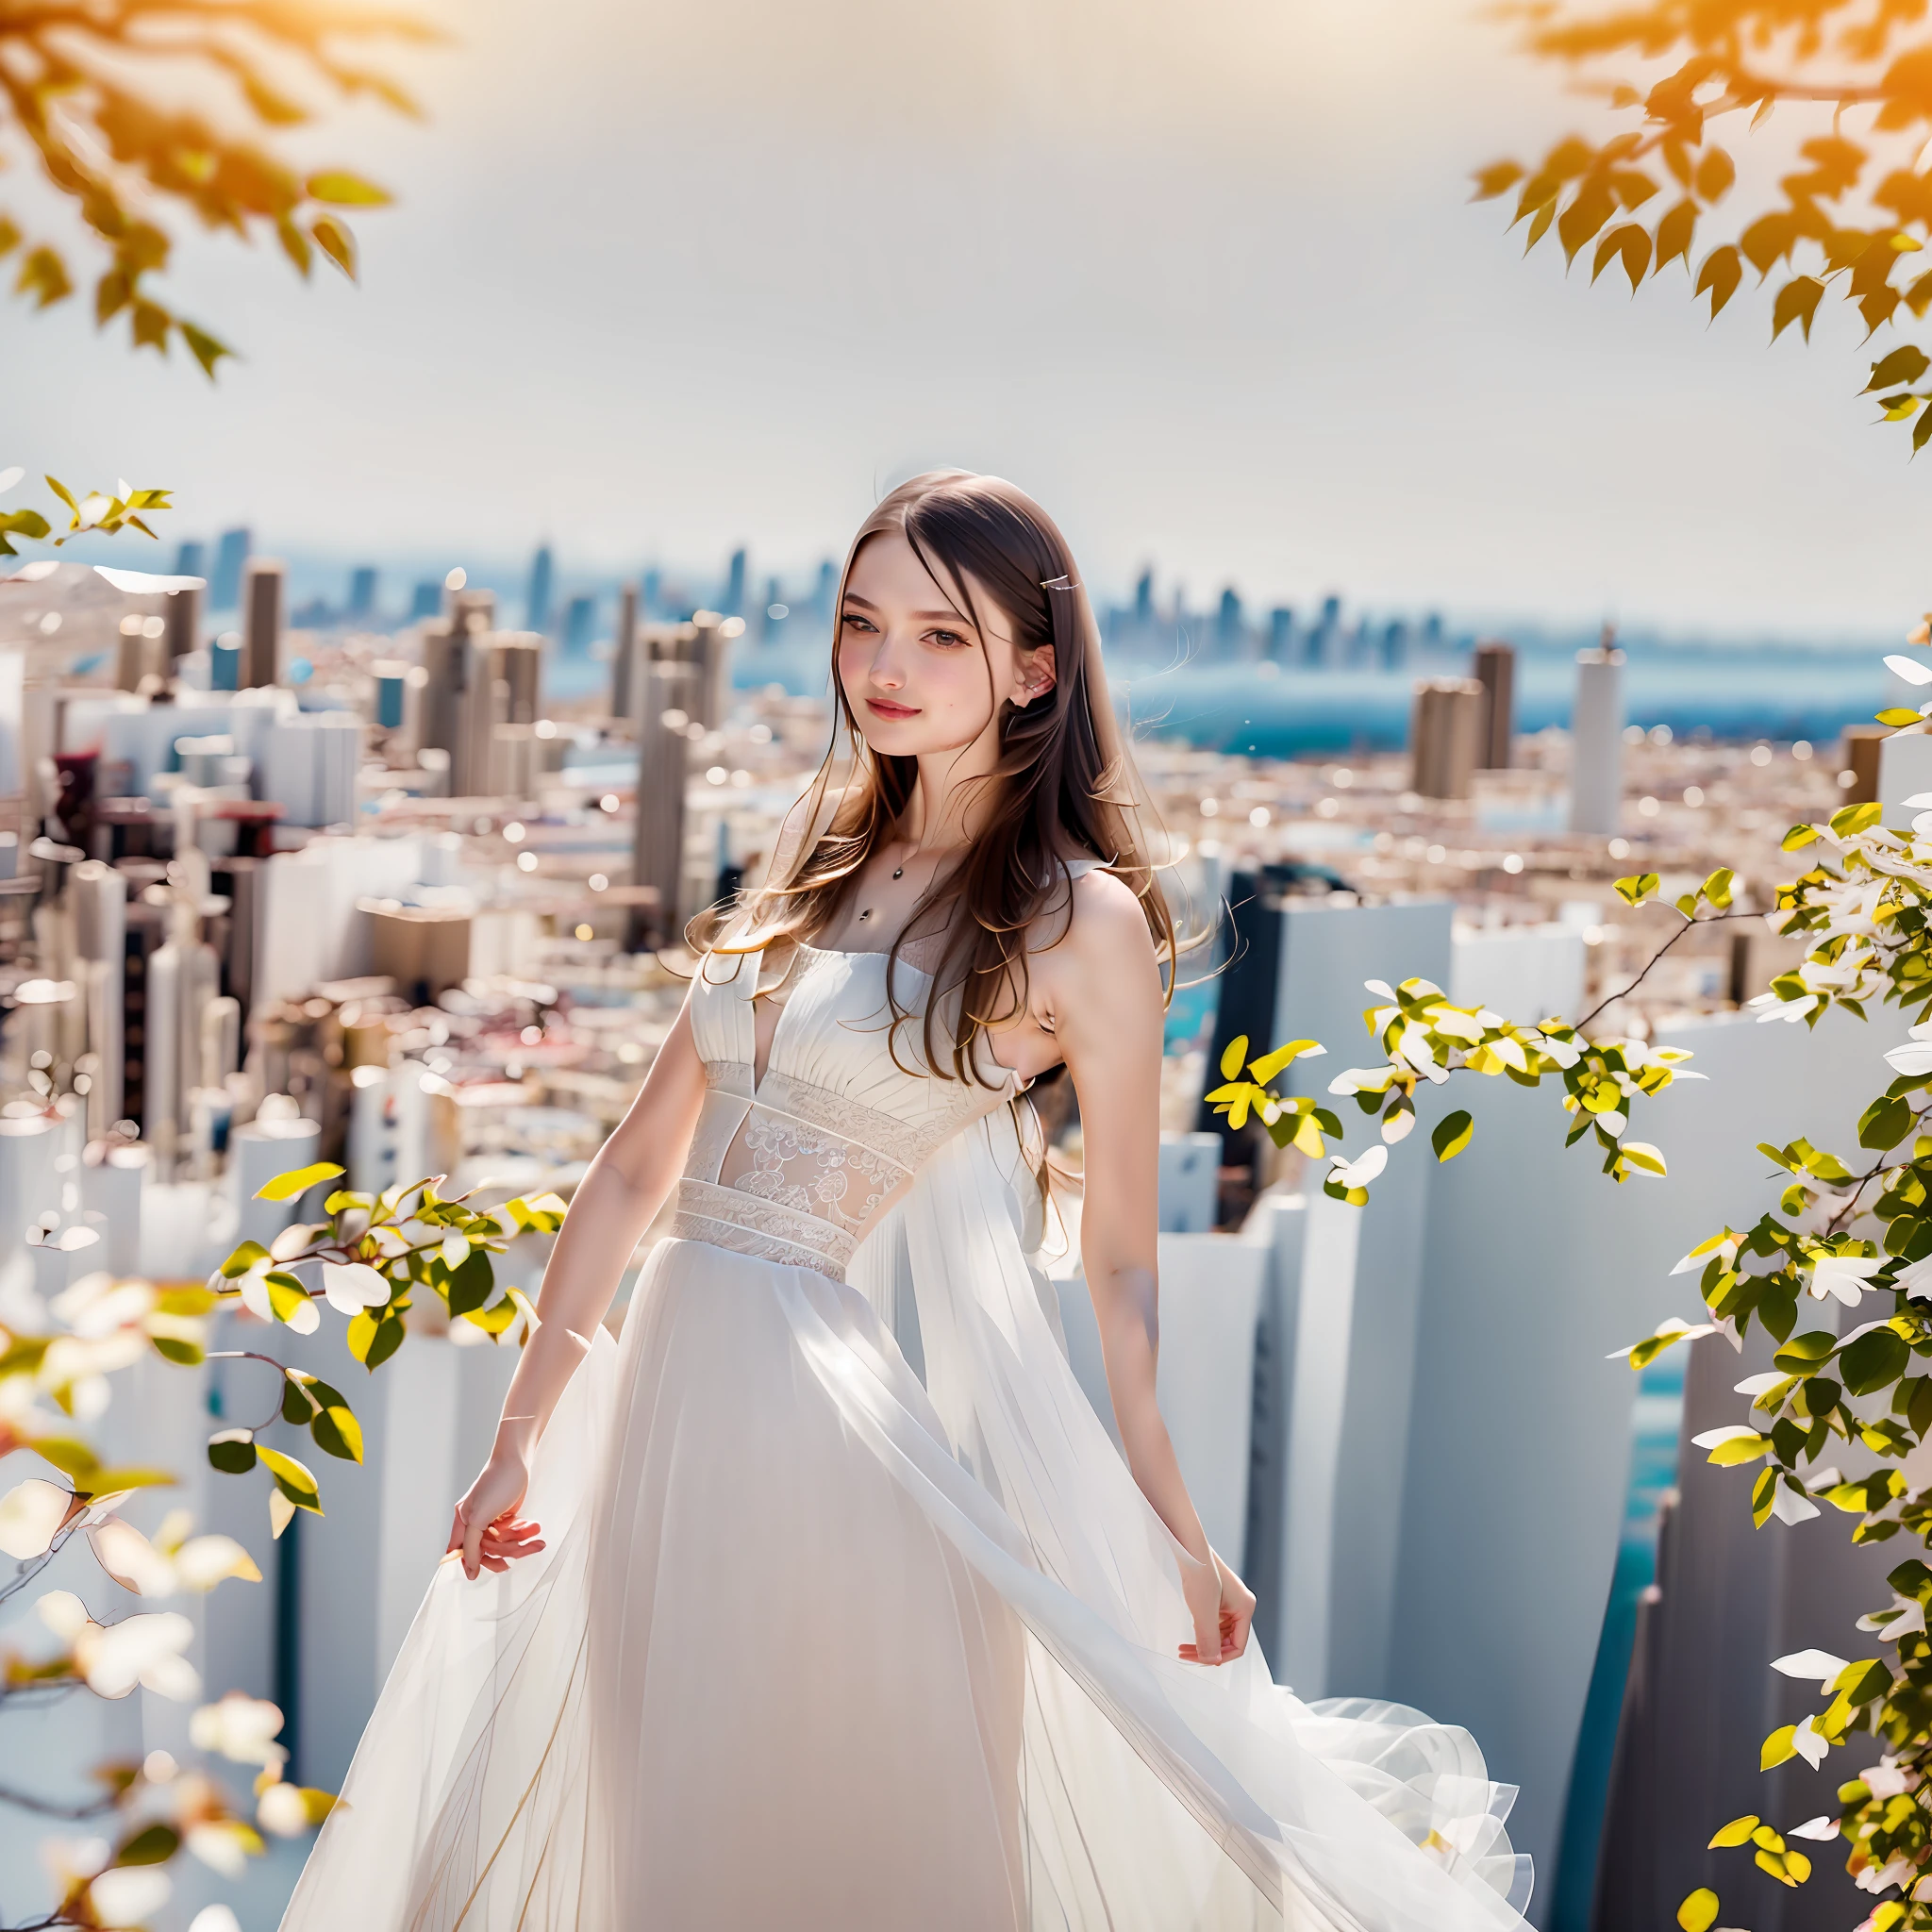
left=675, top=941, right=1014, bottom=1279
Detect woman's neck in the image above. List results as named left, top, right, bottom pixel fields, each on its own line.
left=900, top=725, right=1002, bottom=855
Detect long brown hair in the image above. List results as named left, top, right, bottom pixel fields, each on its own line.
left=719, top=469, right=1177, bottom=1084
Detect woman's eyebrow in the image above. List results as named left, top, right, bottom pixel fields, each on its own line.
left=840, top=591, right=976, bottom=628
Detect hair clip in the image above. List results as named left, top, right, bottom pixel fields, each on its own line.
left=1041, top=575, right=1079, bottom=592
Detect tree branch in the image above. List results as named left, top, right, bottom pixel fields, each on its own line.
left=1576, top=908, right=1754, bottom=1032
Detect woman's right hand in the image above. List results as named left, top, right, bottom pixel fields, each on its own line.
left=447, top=1450, right=544, bottom=1579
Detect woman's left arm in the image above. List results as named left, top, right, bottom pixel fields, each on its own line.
left=1042, top=874, right=1257, bottom=1666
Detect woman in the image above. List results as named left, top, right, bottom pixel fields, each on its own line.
left=282, top=472, right=1530, bottom=1929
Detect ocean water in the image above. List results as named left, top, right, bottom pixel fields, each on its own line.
left=547, top=638, right=1892, bottom=755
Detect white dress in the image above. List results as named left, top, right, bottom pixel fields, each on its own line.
left=280, top=931, right=1533, bottom=1931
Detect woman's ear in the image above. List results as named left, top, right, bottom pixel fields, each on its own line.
left=1014, top=644, right=1058, bottom=708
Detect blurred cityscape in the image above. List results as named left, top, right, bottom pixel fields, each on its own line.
left=0, top=530, right=1912, bottom=1930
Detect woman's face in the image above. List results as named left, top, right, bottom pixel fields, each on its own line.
left=836, top=532, right=1053, bottom=762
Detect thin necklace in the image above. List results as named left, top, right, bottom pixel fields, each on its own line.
left=858, top=846, right=910, bottom=923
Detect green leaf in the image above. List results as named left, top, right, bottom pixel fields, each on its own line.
left=1656, top=197, right=1696, bottom=272
left=1219, top=1036, right=1249, bottom=1082
left=1772, top=275, right=1826, bottom=342
left=256, top=1161, right=344, bottom=1204
left=207, top=1429, right=258, bottom=1475
left=178, top=320, right=230, bottom=380
left=112, top=1823, right=180, bottom=1866
left=1431, top=1110, right=1475, bottom=1162
left=311, top=215, right=358, bottom=279
left=1868, top=344, right=1931, bottom=391
left=149, top=1335, right=204, bottom=1367
left=1831, top=800, right=1883, bottom=838
left=1614, top=873, right=1660, bottom=906
left=1860, top=1093, right=1914, bottom=1151
left=1841, top=1325, right=1909, bottom=1396
left=1677, top=1888, right=1720, bottom=1932
left=1702, top=867, right=1734, bottom=908
left=257, top=1445, right=321, bottom=1510
left=1694, top=242, right=1742, bottom=318
left=310, top=1402, right=363, bottom=1463
left=1781, top=823, right=1820, bottom=851
left=307, top=171, right=393, bottom=208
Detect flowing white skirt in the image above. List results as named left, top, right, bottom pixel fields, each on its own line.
left=282, top=1131, right=1531, bottom=1930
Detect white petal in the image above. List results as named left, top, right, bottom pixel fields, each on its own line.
left=1770, top=1645, right=1846, bottom=1684
left=1791, top=1718, right=1829, bottom=1768
left=1736, top=1372, right=1789, bottom=1396
left=190, top=1907, right=243, bottom=1932
left=1886, top=653, right=1932, bottom=685
left=440, top=1232, right=471, bottom=1272
left=1771, top=1486, right=1822, bottom=1525
left=0, top=466, right=22, bottom=495
left=92, top=564, right=206, bottom=594
left=1692, top=1424, right=1763, bottom=1449
left=87, top=1519, right=176, bottom=1597
left=1887, top=1043, right=1932, bottom=1076
left=1363, top=979, right=1395, bottom=1000
left=321, top=1259, right=390, bottom=1314
left=282, top=1293, right=320, bottom=1336
left=269, top=1489, right=296, bottom=1540
left=173, top=1535, right=262, bottom=1591
left=0, top=1477, right=75, bottom=1559
left=258, top=1781, right=310, bottom=1837
left=1790, top=1815, right=1841, bottom=1840
left=237, top=1269, right=272, bottom=1323
left=38, top=1589, right=91, bottom=1641
left=1864, top=1761, right=1911, bottom=1798
left=184, top=1823, right=248, bottom=1879
left=90, top=1866, right=171, bottom=1927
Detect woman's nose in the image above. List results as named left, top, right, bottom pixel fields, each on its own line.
left=867, top=638, right=906, bottom=689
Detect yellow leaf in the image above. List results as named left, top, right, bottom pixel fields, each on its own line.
left=1219, top=1036, right=1248, bottom=1082
left=1677, top=1888, right=1719, bottom=1932
left=256, top=1161, right=344, bottom=1204
left=1707, top=1815, right=1758, bottom=1848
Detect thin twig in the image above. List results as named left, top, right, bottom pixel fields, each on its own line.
left=0, top=1783, right=112, bottom=1819
left=1576, top=908, right=1754, bottom=1032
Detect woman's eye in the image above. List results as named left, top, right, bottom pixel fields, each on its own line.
left=840, top=613, right=876, bottom=634
left=927, top=629, right=968, bottom=648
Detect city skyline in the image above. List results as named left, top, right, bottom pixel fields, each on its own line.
left=7, top=0, right=1932, bottom=641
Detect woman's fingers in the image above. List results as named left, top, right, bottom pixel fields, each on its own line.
left=1225, top=1602, right=1253, bottom=1660
left=444, top=1507, right=465, bottom=1556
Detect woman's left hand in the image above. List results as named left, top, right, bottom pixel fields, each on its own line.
left=1178, top=1552, right=1257, bottom=1666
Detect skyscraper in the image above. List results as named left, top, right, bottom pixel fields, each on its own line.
left=408, top=580, right=441, bottom=622
left=1133, top=569, right=1155, bottom=628
left=173, top=540, right=205, bottom=582
left=724, top=547, right=747, bottom=618
left=525, top=544, right=555, bottom=636
left=347, top=567, right=378, bottom=621
left=1215, top=588, right=1244, bottom=657
left=812, top=559, right=836, bottom=622
left=1266, top=608, right=1295, bottom=661
left=562, top=593, right=595, bottom=657
left=210, top=528, right=250, bottom=612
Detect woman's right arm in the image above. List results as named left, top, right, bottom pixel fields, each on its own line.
left=451, top=992, right=708, bottom=1576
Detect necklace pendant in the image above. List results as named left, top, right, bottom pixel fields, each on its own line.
left=891, top=866, right=904, bottom=880
left=858, top=908, right=872, bottom=920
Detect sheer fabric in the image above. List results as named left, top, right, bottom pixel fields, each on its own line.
left=280, top=924, right=1532, bottom=1931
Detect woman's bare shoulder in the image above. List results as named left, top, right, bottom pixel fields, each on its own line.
left=1030, top=868, right=1158, bottom=1003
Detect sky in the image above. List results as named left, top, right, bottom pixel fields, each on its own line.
left=5, top=0, right=1928, bottom=638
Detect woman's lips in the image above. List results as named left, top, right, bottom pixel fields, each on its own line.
left=864, top=697, right=920, bottom=720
